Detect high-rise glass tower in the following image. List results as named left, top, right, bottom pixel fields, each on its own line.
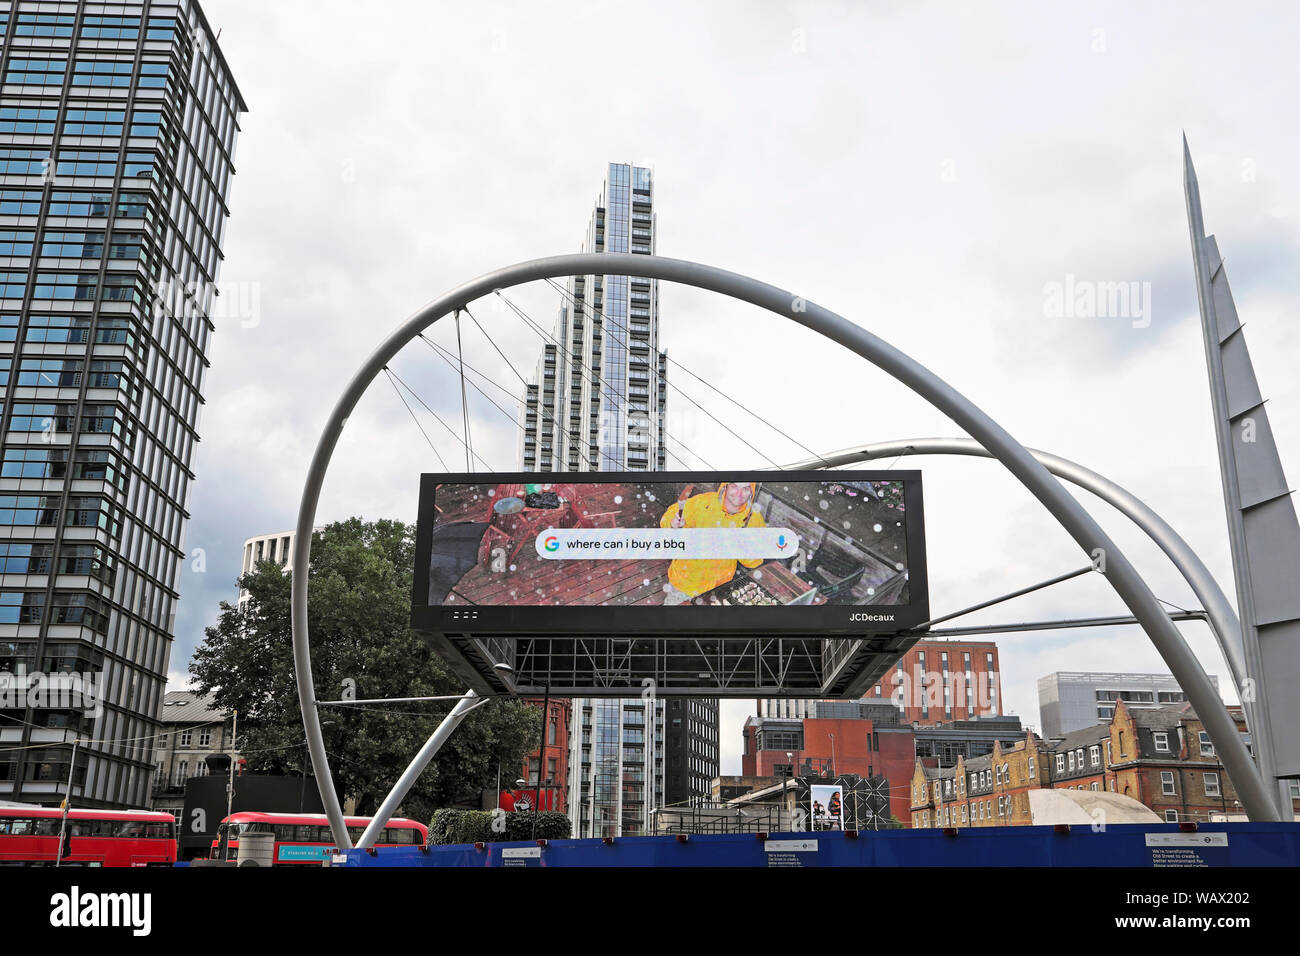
left=517, top=163, right=718, bottom=837
left=0, top=0, right=245, bottom=808
left=520, top=162, right=667, bottom=473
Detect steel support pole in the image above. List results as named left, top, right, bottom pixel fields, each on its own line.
left=353, top=689, right=481, bottom=850
left=291, top=252, right=1281, bottom=841
left=1184, top=143, right=1288, bottom=818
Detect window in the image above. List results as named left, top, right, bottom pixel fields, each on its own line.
left=1204, top=772, right=1221, bottom=797
left=146, top=17, right=179, bottom=41
left=81, top=15, right=142, bottom=40
left=5, top=59, right=68, bottom=85
left=71, top=60, right=135, bottom=88
left=1089, top=745, right=1100, bottom=767
left=0, top=149, right=50, bottom=176
left=1067, top=751, right=1075, bottom=771
left=137, top=62, right=171, bottom=89
left=14, top=13, right=76, bottom=38
left=0, top=231, right=34, bottom=256
left=0, top=107, right=58, bottom=136
left=178, top=730, right=192, bottom=748
left=55, top=151, right=117, bottom=177
left=198, top=730, right=212, bottom=748
left=0, top=591, right=45, bottom=624
left=1198, top=731, right=1215, bottom=757
left=62, top=109, right=126, bottom=137
left=130, top=110, right=165, bottom=139
left=0, top=190, right=43, bottom=215
left=32, top=274, right=96, bottom=300
left=41, top=232, right=105, bottom=258
left=1164, top=809, right=1179, bottom=822
left=1161, top=770, right=1176, bottom=795
left=1154, top=732, right=1170, bottom=753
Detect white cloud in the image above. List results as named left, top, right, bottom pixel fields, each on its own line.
left=185, top=0, right=1300, bottom=776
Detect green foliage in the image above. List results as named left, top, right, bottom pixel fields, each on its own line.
left=429, top=808, right=571, bottom=845
left=190, top=518, right=540, bottom=821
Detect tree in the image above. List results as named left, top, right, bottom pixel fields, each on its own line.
left=190, top=518, right=539, bottom=820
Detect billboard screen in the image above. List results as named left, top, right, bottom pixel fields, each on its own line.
left=412, top=471, right=928, bottom=635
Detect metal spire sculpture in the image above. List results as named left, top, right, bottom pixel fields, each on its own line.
left=1184, top=137, right=1300, bottom=816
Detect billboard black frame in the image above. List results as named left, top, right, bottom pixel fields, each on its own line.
left=412, top=469, right=929, bottom=637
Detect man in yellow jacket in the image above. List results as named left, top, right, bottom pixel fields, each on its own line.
left=660, top=481, right=766, bottom=602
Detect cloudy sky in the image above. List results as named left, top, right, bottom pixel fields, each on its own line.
left=179, top=0, right=1300, bottom=773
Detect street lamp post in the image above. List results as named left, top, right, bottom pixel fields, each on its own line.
left=783, top=751, right=793, bottom=831
left=55, top=738, right=80, bottom=868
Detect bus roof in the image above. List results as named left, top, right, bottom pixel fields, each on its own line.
left=218, top=811, right=424, bottom=827
left=0, top=807, right=175, bottom=821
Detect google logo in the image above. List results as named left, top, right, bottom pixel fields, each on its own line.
left=543, top=536, right=560, bottom=552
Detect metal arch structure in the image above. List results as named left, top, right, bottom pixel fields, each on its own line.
left=784, top=439, right=1249, bottom=694
left=786, top=438, right=1284, bottom=816
left=291, top=253, right=1282, bottom=852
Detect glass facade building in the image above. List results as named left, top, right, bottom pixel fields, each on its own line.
left=0, top=0, right=244, bottom=808
left=519, top=162, right=666, bottom=473
left=517, top=164, right=718, bottom=836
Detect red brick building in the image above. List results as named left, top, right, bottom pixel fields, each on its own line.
left=519, top=697, right=571, bottom=812
left=742, top=704, right=916, bottom=822
left=861, top=639, right=1003, bottom=725
left=910, top=699, right=1300, bottom=827
left=909, top=731, right=1051, bottom=828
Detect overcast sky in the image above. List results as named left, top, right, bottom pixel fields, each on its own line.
left=179, top=0, right=1300, bottom=774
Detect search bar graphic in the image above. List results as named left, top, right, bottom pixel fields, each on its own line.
left=534, top=527, right=801, bottom=561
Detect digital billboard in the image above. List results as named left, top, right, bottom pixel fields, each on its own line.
left=412, top=471, right=928, bottom=635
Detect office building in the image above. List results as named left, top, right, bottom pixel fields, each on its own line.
left=515, top=164, right=717, bottom=834
left=1037, top=670, right=1219, bottom=739
left=520, top=161, right=666, bottom=473
left=238, top=528, right=316, bottom=604
left=758, top=638, right=1003, bottom=726
left=742, top=699, right=915, bottom=822
left=0, top=1, right=245, bottom=807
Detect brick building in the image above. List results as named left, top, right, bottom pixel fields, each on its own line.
left=150, top=691, right=237, bottom=824
left=911, top=699, right=1300, bottom=827
left=1106, top=699, right=1254, bottom=823
left=862, top=639, right=1003, bottom=725
left=914, top=715, right=1026, bottom=766
left=909, top=730, right=1050, bottom=828
left=742, top=701, right=916, bottom=822
left=1049, top=724, right=1113, bottom=794
left=519, top=697, right=571, bottom=812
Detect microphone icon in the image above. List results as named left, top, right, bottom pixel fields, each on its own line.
left=776, top=534, right=788, bottom=550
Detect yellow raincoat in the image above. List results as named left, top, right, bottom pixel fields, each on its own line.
left=659, top=482, right=766, bottom=598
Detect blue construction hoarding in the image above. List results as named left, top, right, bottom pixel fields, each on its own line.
left=332, top=822, right=1300, bottom=868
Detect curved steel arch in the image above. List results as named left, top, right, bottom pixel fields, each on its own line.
left=785, top=438, right=1248, bottom=693
left=291, top=253, right=1281, bottom=848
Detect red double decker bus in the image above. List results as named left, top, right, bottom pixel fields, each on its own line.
left=0, top=807, right=177, bottom=867
left=210, top=812, right=427, bottom=865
